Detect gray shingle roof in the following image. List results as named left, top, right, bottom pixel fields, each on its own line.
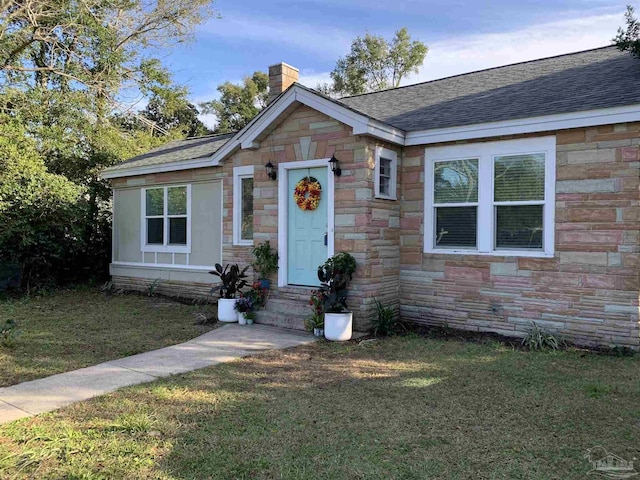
left=340, top=46, right=640, bottom=131
left=103, top=132, right=236, bottom=173
left=106, top=47, right=640, bottom=176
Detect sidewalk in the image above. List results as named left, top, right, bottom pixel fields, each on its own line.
left=0, top=324, right=315, bottom=425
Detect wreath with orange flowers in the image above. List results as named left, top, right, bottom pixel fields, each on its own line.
left=294, top=176, right=322, bottom=211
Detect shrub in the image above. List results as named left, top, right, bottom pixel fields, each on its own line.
left=370, top=298, right=397, bottom=337
left=0, top=118, right=84, bottom=289
left=521, top=322, right=565, bottom=350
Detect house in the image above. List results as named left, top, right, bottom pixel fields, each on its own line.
left=102, top=47, right=640, bottom=348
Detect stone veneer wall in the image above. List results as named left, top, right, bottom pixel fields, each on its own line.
left=222, top=105, right=401, bottom=330
left=399, top=124, right=640, bottom=348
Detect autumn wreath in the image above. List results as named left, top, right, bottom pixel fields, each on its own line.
left=294, top=176, right=322, bottom=211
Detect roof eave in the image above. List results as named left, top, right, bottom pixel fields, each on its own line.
left=406, top=103, right=640, bottom=146
left=100, top=156, right=221, bottom=180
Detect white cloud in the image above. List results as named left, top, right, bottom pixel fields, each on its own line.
left=290, top=12, right=624, bottom=92
left=406, top=13, right=622, bottom=84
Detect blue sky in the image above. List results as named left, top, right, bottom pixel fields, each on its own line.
left=150, top=1, right=632, bottom=127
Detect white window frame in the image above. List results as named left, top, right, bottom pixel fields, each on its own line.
left=233, top=166, right=254, bottom=246
left=141, top=184, right=191, bottom=254
left=424, top=136, right=556, bottom=258
left=374, top=146, right=397, bottom=200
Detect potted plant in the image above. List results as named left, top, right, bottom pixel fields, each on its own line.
left=209, top=263, right=249, bottom=322
left=251, top=241, right=279, bottom=289
left=234, top=296, right=253, bottom=325
left=245, top=311, right=256, bottom=325
left=245, top=282, right=268, bottom=308
left=304, top=290, right=325, bottom=337
left=317, top=252, right=357, bottom=341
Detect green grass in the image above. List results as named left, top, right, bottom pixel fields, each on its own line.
left=0, top=336, right=638, bottom=479
left=0, top=287, right=216, bottom=387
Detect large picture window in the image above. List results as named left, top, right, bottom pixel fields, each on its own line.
left=424, top=137, right=555, bottom=257
left=142, top=185, right=190, bottom=253
left=233, top=166, right=254, bottom=245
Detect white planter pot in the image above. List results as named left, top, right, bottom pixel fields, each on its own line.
left=237, top=312, right=247, bottom=325
left=324, top=312, right=352, bottom=341
left=218, top=298, right=238, bottom=323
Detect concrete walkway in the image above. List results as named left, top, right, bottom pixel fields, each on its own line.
left=0, top=324, right=315, bottom=425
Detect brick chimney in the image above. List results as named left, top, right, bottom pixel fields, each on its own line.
left=268, top=62, right=299, bottom=104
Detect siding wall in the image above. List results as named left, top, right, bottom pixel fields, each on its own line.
left=399, top=124, right=640, bottom=348
left=110, top=169, right=223, bottom=290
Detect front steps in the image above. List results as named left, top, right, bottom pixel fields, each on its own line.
left=255, top=287, right=315, bottom=332
left=255, top=298, right=310, bottom=331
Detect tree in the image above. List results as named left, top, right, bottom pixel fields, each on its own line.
left=141, top=94, right=211, bottom=137
left=328, top=27, right=428, bottom=96
left=0, top=117, right=83, bottom=288
left=614, top=5, right=640, bottom=58
left=0, top=0, right=218, bottom=289
left=200, top=71, right=269, bottom=133
left=0, top=0, right=215, bottom=100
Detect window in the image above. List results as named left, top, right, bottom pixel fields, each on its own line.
left=233, top=166, right=254, bottom=245
left=424, top=137, right=555, bottom=257
left=142, top=185, right=190, bottom=253
left=375, top=146, right=397, bottom=199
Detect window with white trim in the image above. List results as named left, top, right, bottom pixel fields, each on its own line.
left=142, top=185, right=191, bottom=253
left=375, top=146, right=397, bottom=199
left=424, top=137, right=556, bottom=257
left=233, top=166, right=254, bottom=245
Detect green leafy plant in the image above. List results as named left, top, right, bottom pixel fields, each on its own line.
left=317, top=252, right=357, bottom=313
left=370, top=298, right=397, bottom=337
left=209, top=264, right=249, bottom=299
left=304, top=290, right=325, bottom=331
left=521, top=321, right=565, bottom=351
left=251, top=241, right=279, bottom=279
left=1, top=319, right=17, bottom=347
left=147, top=278, right=162, bottom=297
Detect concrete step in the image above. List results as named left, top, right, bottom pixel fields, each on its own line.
left=263, top=297, right=311, bottom=316
left=256, top=297, right=312, bottom=331
left=255, top=310, right=308, bottom=331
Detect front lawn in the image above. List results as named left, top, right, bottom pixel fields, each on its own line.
left=0, top=287, right=215, bottom=387
left=0, top=336, right=637, bottom=479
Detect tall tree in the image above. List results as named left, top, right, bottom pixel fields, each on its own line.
left=328, top=27, right=428, bottom=96
left=200, top=71, right=268, bottom=133
left=614, top=5, right=640, bottom=58
left=0, top=0, right=218, bottom=287
left=141, top=93, right=211, bottom=137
